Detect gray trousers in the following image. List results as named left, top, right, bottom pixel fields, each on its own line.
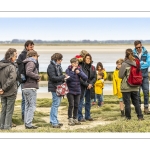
left=0, top=94, right=16, bottom=129
left=23, top=89, right=37, bottom=127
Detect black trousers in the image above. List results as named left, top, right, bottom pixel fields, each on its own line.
left=122, top=91, right=143, bottom=119
left=67, top=93, right=80, bottom=119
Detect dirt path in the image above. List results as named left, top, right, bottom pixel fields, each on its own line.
left=11, top=106, right=113, bottom=131
left=42, top=106, right=113, bottom=130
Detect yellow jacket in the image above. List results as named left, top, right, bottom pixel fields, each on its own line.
left=113, top=69, right=122, bottom=98
left=94, top=79, right=104, bottom=94
left=97, top=70, right=107, bottom=80
left=102, top=70, right=107, bottom=80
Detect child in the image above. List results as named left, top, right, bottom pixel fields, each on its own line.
left=94, top=72, right=104, bottom=107
left=92, top=62, right=107, bottom=105
left=66, top=58, right=88, bottom=126
left=113, top=58, right=124, bottom=117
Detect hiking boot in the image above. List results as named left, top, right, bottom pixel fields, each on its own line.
left=121, top=110, right=125, bottom=117
left=68, top=118, right=75, bottom=126
left=73, top=119, right=81, bottom=125
left=78, top=118, right=86, bottom=122
left=144, top=107, right=150, bottom=115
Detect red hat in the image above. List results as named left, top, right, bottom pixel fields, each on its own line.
left=75, top=55, right=82, bottom=59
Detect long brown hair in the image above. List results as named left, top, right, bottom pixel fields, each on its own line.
left=125, top=48, right=135, bottom=61
left=96, top=62, right=103, bottom=71
left=83, top=53, right=92, bottom=63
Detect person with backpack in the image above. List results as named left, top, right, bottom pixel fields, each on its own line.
left=119, top=48, right=144, bottom=120
left=0, top=48, right=18, bottom=130
left=17, top=40, right=38, bottom=121
left=47, top=53, right=68, bottom=128
left=65, top=58, right=88, bottom=126
left=22, top=50, right=40, bottom=129
left=133, top=40, right=150, bottom=114
left=78, top=53, right=96, bottom=122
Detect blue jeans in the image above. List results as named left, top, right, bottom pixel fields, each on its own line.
left=78, top=89, right=91, bottom=120
left=138, top=76, right=149, bottom=108
left=97, top=94, right=103, bottom=106
left=23, top=89, right=37, bottom=127
left=21, top=84, right=25, bottom=117
left=93, top=94, right=97, bottom=102
left=50, top=92, right=62, bottom=126
left=94, top=90, right=103, bottom=102
left=101, top=89, right=104, bottom=102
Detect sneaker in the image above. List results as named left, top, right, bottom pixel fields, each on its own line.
left=92, top=102, right=96, bottom=105
left=73, top=119, right=81, bottom=125
left=86, top=118, right=94, bottom=121
left=125, top=117, right=131, bottom=121
left=25, top=126, right=38, bottom=129
left=52, top=125, right=61, bottom=128
left=12, top=123, right=17, bottom=127
left=138, top=117, right=144, bottom=121
left=78, top=118, right=86, bottom=122
left=58, top=123, right=63, bottom=126
left=144, top=107, right=150, bottom=115
left=68, top=118, right=75, bottom=126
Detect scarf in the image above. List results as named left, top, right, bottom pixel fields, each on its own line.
left=28, top=57, right=37, bottom=63
left=52, top=60, right=62, bottom=76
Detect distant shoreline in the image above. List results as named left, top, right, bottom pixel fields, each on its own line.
left=1, top=43, right=150, bottom=46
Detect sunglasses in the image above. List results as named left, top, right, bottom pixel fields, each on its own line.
left=136, top=46, right=141, bottom=49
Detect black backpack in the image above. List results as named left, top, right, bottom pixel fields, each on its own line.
left=16, top=59, right=36, bottom=86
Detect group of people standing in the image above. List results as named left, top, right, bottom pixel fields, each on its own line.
left=113, top=40, right=150, bottom=120
left=0, top=40, right=150, bottom=130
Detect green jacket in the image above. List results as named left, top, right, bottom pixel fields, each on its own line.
left=119, top=59, right=139, bottom=92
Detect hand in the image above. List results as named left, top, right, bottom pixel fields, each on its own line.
left=87, top=84, right=93, bottom=89
left=72, top=66, right=77, bottom=71
left=75, top=69, right=80, bottom=74
left=37, top=76, right=41, bottom=82
left=65, top=74, right=68, bottom=78
left=0, top=89, right=4, bottom=95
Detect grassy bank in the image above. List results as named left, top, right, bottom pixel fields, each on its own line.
left=0, top=95, right=148, bottom=132
left=39, top=72, right=150, bottom=81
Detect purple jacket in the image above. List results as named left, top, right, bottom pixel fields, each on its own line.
left=65, top=65, right=88, bottom=95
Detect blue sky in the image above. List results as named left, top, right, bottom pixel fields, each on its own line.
left=0, top=18, right=150, bottom=41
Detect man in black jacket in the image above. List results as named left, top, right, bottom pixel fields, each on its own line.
left=17, top=40, right=39, bottom=121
